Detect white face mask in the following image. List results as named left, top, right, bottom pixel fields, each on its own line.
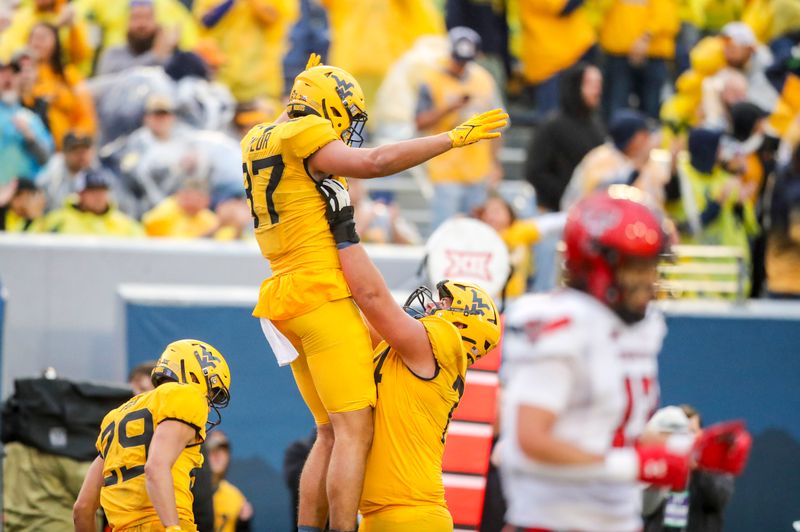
left=0, top=90, right=18, bottom=105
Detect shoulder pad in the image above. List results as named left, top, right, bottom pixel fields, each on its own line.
left=503, top=291, right=593, bottom=363
left=421, top=315, right=466, bottom=377
left=154, top=382, right=208, bottom=440
left=278, top=115, right=339, bottom=159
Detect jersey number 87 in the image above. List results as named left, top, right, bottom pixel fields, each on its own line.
left=243, top=126, right=286, bottom=229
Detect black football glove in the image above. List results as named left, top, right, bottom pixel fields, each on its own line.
left=317, top=178, right=360, bottom=247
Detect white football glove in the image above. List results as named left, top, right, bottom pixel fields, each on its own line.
left=317, top=178, right=359, bottom=247
left=317, top=178, right=351, bottom=213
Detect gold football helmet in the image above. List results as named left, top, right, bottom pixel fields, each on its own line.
left=405, top=280, right=501, bottom=365
left=151, top=339, right=231, bottom=426
left=287, top=60, right=368, bottom=147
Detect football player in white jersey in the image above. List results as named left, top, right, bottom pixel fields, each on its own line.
left=499, top=185, right=751, bottom=532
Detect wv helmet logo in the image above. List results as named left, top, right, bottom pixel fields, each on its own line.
left=467, top=288, right=492, bottom=315
left=194, top=345, right=220, bottom=370
left=330, top=73, right=354, bottom=99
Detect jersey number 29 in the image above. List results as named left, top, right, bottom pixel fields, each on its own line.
left=100, top=408, right=154, bottom=486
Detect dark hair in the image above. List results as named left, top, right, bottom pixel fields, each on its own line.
left=474, top=192, right=517, bottom=225
left=559, top=62, right=598, bottom=118
left=14, top=178, right=39, bottom=195
left=31, top=23, right=65, bottom=80
left=679, top=404, right=702, bottom=427
left=128, top=360, right=157, bottom=383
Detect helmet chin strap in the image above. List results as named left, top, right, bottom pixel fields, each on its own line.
left=207, top=402, right=222, bottom=432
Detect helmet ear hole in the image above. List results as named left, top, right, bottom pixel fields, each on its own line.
left=331, top=108, right=342, bottom=117
left=190, top=374, right=200, bottom=384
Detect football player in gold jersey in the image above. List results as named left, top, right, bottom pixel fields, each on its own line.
left=243, top=54, right=507, bottom=532
left=73, top=340, right=231, bottom=532
left=317, top=178, right=502, bottom=531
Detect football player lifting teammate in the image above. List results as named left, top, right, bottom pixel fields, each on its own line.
left=317, top=178, right=501, bottom=531
left=242, top=53, right=507, bottom=532
left=73, top=340, right=231, bottom=532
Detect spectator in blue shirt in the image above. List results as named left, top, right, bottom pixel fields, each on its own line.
left=0, top=55, right=53, bottom=187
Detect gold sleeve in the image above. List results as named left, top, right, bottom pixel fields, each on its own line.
left=282, top=116, right=340, bottom=160
left=154, top=384, right=209, bottom=442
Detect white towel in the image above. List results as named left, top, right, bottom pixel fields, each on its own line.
left=260, top=318, right=299, bottom=366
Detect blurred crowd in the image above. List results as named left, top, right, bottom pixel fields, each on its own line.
left=0, top=0, right=798, bottom=298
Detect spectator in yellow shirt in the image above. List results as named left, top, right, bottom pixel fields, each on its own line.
left=23, top=23, right=96, bottom=151
left=0, top=0, right=93, bottom=73
left=194, top=0, right=298, bottom=102
left=600, top=0, right=680, bottom=120
left=32, top=169, right=144, bottom=236
left=0, top=178, right=46, bottom=232
left=415, top=27, right=504, bottom=230
left=74, top=0, right=198, bottom=53
left=206, top=431, right=253, bottom=532
left=766, top=142, right=800, bottom=298
left=143, top=176, right=219, bottom=238
left=323, top=0, right=444, bottom=111
left=212, top=185, right=254, bottom=241
left=517, top=0, right=597, bottom=116
left=445, top=0, right=512, bottom=90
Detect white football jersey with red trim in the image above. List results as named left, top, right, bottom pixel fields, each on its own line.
left=500, top=288, right=666, bottom=531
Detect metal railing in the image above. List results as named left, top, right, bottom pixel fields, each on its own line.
left=657, top=245, right=747, bottom=302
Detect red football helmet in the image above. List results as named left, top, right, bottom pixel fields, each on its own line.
left=563, top=185, right=669, bottom=321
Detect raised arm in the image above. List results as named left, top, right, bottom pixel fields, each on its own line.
left=316, top=179, right=437, bottom=377
left=338, top=245, right=437, bottom=377
left=308, top=109, right=508, bottom=179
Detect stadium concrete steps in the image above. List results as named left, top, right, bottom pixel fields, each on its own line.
left=363, top=122, right=536, bottom=237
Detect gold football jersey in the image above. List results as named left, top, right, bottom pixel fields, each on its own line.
left=360, top=316, right=467, bottom=515
left=213, top=479, right=247, bottom=532
left=242, top=115, right=352, bottom=321
left=97, top=382, right=208, bottom=530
